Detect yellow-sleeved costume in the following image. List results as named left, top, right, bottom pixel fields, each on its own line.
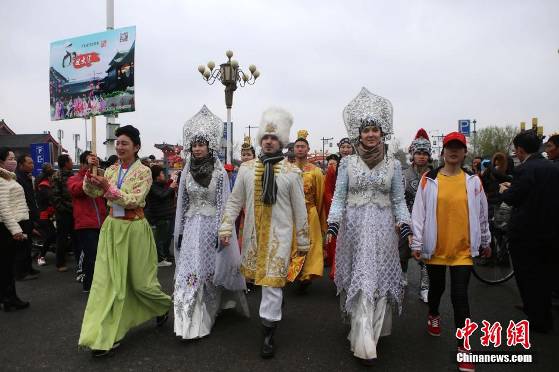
left=78, top=160, right=171, bottom=351
left=219, top=159, right=310, bottom=287
left=291, top=161, right=326, bottom=280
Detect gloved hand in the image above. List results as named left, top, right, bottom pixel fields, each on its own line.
left=177, top=235, right=183, bottom=251
left=327, top=222, right=340, bottom=237
left=399, top=223, right=411, bottom=240
left=326, top=222, right=340, bottom=244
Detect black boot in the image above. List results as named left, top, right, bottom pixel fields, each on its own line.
left=261, top=321, right=278, bottom=359
left=156, top=311, right=169, bottom=327
left=297, top=280, right=312, bottom=294
left=2, top=297, right=30, bottom=312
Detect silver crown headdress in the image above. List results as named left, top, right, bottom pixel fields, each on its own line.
left=183, top=105, right=223, bottom=152
left=342, top=87, right=393, bottom=141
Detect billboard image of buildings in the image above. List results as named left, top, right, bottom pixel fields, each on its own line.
left=49, top=26, right=136, bottom=121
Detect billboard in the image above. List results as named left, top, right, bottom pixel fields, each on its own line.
left=49, top=26, right=136, bottom=121
left=30, top=143, right=53, bottom=177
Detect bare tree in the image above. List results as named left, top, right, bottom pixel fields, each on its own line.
left=473, top=125, right=518, bottom=157
left=390, top=138, right=410, bottom=168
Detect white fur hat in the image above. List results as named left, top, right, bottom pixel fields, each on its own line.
left=257, top=107, right=293, bottom=147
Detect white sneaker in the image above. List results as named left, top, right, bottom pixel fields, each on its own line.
left=37, top=256, right=47, bottom=266
left=157, top=259, right=173, bottom=267
left=420, top=289, right=429, bottom=303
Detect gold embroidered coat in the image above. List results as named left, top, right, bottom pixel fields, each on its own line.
left=219, top=159, right=310, bottom=287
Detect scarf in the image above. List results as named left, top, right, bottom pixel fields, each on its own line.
left=189, top=154, right=214, bottom=187
left=259, top=151, right=284, bottom=205
left=414, top=164, right=430, bottom=176
left=356, top=141, right=385, bottom=169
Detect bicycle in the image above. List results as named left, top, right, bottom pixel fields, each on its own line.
left=472, top=204, right=515, bottom=284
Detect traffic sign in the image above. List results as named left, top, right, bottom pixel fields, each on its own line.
left=458, top=120, right=471, bottom=137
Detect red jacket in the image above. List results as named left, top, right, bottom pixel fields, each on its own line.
left=37, top=179, right=55, bottom=220
left=67, top=168, right=107, bottom=230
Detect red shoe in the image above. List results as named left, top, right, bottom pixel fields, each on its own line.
left=427, top=314, right=441, bottom=336
left=457, top=347, right=475, bottom=372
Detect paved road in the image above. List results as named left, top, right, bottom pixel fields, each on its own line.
left=1, top=255, right=557, bottom=371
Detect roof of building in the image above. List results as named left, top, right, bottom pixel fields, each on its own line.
left=0, top=121, right=66, bottom=152
left=106, top=41, right=135, bottom=72
left=0, top=133, right=59, bottom=148
left=0, top=120, right=16, bottom=135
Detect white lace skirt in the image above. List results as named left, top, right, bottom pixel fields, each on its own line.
left=174, top=285, right=249, bottom=339
left=335, top=204, right=404, bottom=315
left=347, top=293, right=392, bottom=360
left=174, top=285, right=220, bottom=339
left=173, top=214, right=249, bottom=339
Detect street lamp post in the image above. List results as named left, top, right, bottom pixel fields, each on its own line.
left=245, top=125, right=258, bottom=145
left=320, top=137, right=333, bottom=169
left=198, top=50, right=260, bottom=164
left=73, top=133, right=81, bottom=163
left=472, top=119, right=478, bottom=156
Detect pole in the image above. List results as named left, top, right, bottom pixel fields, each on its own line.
left=245, top=125, right=258, bottom=146
left=105, top=0, right=119, bottom=157
left=91, top=116, right=97, bottom=175
left=73, top=134, right=80, bottom=163
left=106, top=0, right=114, bottom=29
left=227, top=107, right=232, bottom=164
left=320, top=137, right=333, bottom=169
left=84, top=118, right=88, bottom=150
left=57, top=129, right=63, bottom=156
left=473, top=119, right=477, bottom=156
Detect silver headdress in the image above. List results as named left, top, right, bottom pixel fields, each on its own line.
left=342, top=87, right=393, bottom=141
left=183, top=105, right=223, bottom=152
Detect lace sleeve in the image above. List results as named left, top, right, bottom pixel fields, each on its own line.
left=327, top=156, right=349, bottom=224
left=390, top=160, right=411, bottom=225
left=173, top=162, right=189, bottom=251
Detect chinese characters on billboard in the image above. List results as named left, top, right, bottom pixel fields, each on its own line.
left=49, top=26, right=136, bottom=121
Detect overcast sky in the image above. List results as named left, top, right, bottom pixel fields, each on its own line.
left=1, top=0, right=558, bottom=159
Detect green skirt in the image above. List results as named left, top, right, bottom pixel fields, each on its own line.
left=78, top=216, right=172, bottom=351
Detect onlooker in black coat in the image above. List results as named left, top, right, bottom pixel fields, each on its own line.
left=15, top=154, right=40, bottom=279
left=500, top=130, right=559, bottom=333
left=145, top=165, right=177, bottom=266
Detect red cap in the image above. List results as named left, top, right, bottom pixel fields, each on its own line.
left=443, top=132, right=467, bottom=147
left=224, top=164, right=234, bottom=171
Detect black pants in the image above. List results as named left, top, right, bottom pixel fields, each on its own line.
left=37, top=219, right=56, bottom=257
left=509, top=240, right=553, bottom=332
left=0, top=223, right=17, bottom=301
left=399, top=236, right=411, bottom=273
left=76, top=229, right=100, bottom=291
left=150, top=218, right=172, bottom=261
left=427, top=265, right=472, bottom=337
left=55, top=213, right=76, bottom=268
left=14, top=220, right=33, bottom=278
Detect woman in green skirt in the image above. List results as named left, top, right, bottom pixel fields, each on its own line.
left=78, top=125, right=172, bottom=357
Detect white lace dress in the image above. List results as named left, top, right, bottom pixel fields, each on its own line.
left=327, top=154, right=410, bottom=359
left=173, top=163, right=249, bottom=339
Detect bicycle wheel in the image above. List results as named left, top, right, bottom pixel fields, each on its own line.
left=472, top=234, right=514, bottom=285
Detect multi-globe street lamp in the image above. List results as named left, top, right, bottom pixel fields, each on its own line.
left=197, top=50, right=260, bottom=163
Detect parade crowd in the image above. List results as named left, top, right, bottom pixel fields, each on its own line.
left=1, top=88, right=558, bottom=372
